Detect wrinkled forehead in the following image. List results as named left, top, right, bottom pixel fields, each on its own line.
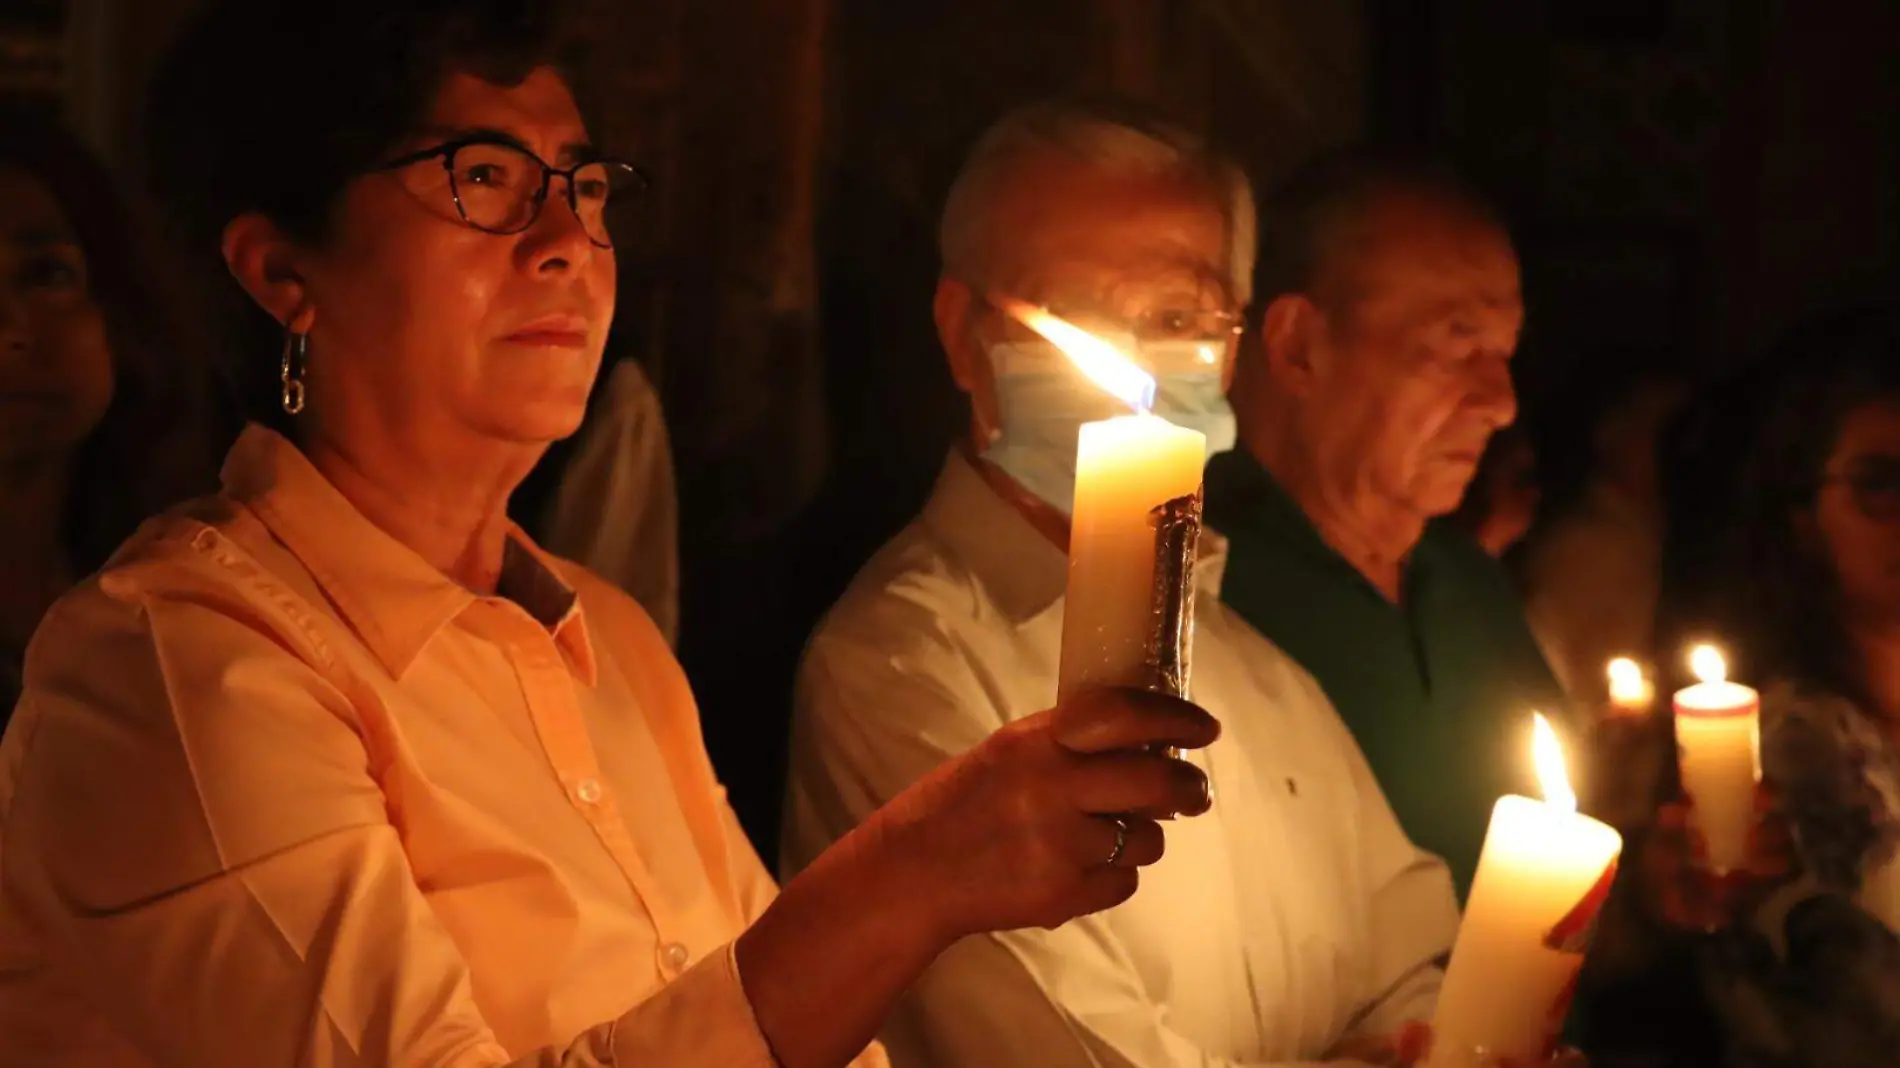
left=986, top=157, right=1234, bottom=303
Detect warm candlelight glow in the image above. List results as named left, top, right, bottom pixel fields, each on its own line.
left=1690, top=644, right=1727, bottom=685
left=993, top=295, right=1156, bottom=411
left=1427, top=711, right=1624, bottom=1066
left=1606, top=656, right=1652, bottom=709
left=1532, top=713, right=1576, bottom=813
left=1674, top=641, right=1761, bottom=871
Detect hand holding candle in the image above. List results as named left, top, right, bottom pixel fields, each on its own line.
left=1673, top=644, right=1762, bottom=874
left=1425, top=715, right=1623, bottom=1068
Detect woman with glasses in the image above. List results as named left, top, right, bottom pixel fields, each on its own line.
left=0, top=4, right=1218, bottom=1067
left=1610, top=304, right=1900, bottom=1067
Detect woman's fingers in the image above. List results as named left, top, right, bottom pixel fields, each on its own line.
left=1063, top=750, right=1211, bottom=818
left=1051, top=688, right=1220, bottom=755
left=1072, top=814, right=1166, bottom=869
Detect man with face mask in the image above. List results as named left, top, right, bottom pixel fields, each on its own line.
left=1210, top=149, right=1565, bottom=903
left=784, top=100, right=1459, bottom=1068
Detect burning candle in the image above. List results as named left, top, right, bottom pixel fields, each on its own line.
left=1674, top=644, right=1761, bottom=873
left=1606, top=656, right=1654, bottom=714
left=1426, top=715, right=1623, bottom=1068
left=996, top=300, right=1207, bottom=706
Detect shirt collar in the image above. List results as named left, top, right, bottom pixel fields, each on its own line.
left=921, top=451, right=1231, bottom=624
left=220, top=425, right=596, bottom=681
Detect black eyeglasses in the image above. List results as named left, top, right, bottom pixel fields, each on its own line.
left=378, top=136, right=648, bottom=249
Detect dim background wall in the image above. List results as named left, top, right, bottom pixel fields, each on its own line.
left=9, top=0, right=1898, bottom=855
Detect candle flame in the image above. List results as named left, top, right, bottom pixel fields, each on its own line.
left=994, top=296, right=1156, bottom=412
left=1690, top=644, right=1728, bottom=685
left=1532, top=712, right=1577, bottom=814
left=1607, top=657, right=1647, bottom=703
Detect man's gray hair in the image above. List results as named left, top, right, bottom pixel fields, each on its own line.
left=939, top=97, right=1257, bottom=303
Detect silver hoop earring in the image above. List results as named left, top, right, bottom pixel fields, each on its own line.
left=280, top=330, right=308, bottom=416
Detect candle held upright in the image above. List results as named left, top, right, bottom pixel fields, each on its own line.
left=998, top=301, right=1209, bottom=716
left=1425, top=715, right=1623, bottom=1068
left=1060, top=415, right=1206, bottom=704
left=1673, top=644, right=1761, bottom=873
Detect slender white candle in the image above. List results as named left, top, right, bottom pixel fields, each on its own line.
left=1674, top=644, right=1761, bottom=873
left=1426, top=715, right=1624, bottom=1068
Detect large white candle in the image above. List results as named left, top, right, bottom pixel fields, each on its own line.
left=1059, top=414, right=1207, bottom=699
left=994, top=298, right=1211, bottom=704
left=1674, top=644, right=1761, bottom=873
left=1427, top=715, right=1624, bottom=1068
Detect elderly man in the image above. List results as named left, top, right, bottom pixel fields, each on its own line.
left=1208, top=149, right=1565, bottom=901
left=785, top=100, right=1458, bottom=1068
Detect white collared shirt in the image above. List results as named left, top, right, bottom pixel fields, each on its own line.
left=785, top=454, right=1459, bottom=1068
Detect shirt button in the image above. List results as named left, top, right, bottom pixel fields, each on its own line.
left=573, top=778, right=603, bottom=805
left=661, top=942, right=690, bottom=974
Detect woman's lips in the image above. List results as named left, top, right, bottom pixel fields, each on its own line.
left=503, top=328, right=589, bottom=348
left=502, top=315, right=591, bottom=348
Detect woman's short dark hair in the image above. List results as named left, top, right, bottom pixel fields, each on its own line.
left=0, top=110, right=217, bottom=573
left=144, top=0, right=581, bottom=433
left=1713, top=303, right=1900, bottom=699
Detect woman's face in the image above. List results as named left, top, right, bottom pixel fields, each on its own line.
left=1812, top=397, right=1900, bottom=626
left=0, top=165, right=115, bottom=467
left=291, top=66, right=615, bottom=448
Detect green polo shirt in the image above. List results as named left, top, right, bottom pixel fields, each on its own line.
left=1205, top=449, right=1566, bottom=900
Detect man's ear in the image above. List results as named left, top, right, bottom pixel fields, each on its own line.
left=221, top=212, right=314, bottom=332
left=935, top=276, right=1000, bottom=442
left=1259, top=293, right=1326, bottom=398
left=934, top=276, right=980, bottom=391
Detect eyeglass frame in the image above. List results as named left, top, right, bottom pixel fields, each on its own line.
left=376, top=134, right=649, bottom=249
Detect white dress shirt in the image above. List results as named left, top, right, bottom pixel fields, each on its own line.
left=785, top=453, right=1460, bottom=1068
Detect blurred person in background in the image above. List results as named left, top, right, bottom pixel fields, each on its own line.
left=522, top=355, right=681, bottom=645
left=0, top=109, right=217, bottom=725
left=1588, top=307, right=1900, bottom=1068
left=1519, top=366, right=1687, bottom=705
left=1450, top=424, right=1539, bottom=559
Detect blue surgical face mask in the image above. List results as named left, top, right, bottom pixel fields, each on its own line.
left=979, top=341, right=1239, bottom=515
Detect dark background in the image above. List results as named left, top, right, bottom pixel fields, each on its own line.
left=7, top=0, right=1898, bottom=858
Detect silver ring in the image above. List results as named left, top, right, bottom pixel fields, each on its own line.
left=1104, top=817, right=1129, bottom=867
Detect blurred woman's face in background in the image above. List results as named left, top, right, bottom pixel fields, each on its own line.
left=0, top=165, right=115, bottom=467
left=1812, top=397, right=1900, bottom=627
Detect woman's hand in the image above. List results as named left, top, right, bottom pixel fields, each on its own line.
left=1641, top=785, right=1795, bottom=931
left=737, top=687, right=1218, bottom=1068
left=882, top=686, right=1220, bottom=940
